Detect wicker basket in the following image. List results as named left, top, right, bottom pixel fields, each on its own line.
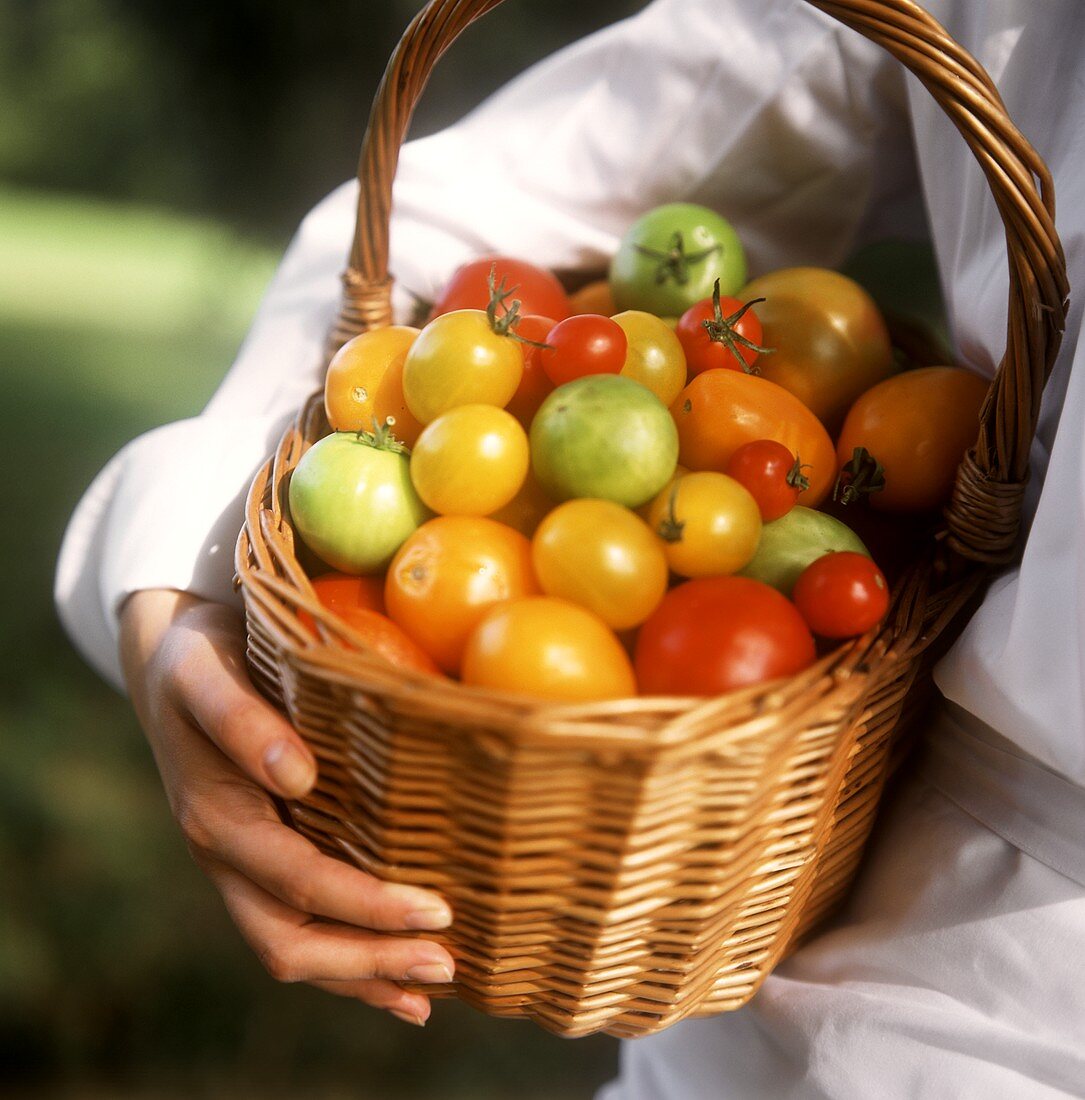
left=236, top=0, right=1067, bottom=1039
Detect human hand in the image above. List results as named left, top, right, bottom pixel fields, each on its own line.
left=119, top=589, right=454, bottom=1026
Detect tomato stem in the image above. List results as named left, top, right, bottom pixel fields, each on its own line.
left=701, top=281, right=774, bottom=373
left=833, top=446, right=886, bottom=505
left=656, top=480, right=686, bottom=543
left=354, top=417, right=410, bottom=456
left=485, top=264, right=553, bottom=350
left=634, top=230, right=721, bottom=287
left=786, top=455, right=811, bottom=493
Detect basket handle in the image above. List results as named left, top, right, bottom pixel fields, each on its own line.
left=331, top=0, right=1068, bottom=568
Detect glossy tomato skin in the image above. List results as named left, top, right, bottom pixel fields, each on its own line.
left=539, top=315, right=627, bottom=386
left=635, top=576, right=816, bottom=696
left=324, top=327, right=424, bottom=445
left=793, top=552, right=889, bottom=639
left=505, top=314, right=556, bottom=425
left=610, top=204, right=747, bottom=317
left=568, top=279, right=617, bottom=317
left=676, top=295, right=763, bottom=375
left=835, top=366, right=989, bottom=512
left=402, top=310, right=523, bottom=424
left=740, top=268, right=895, bottom=432
left=531, top=375, right=679, bottom=507
left=532, top=499, right=669, bottom=629
left=409, top=404, right=529, bottom=516
left=671, top=369, right=836, bottom=506
left=289, top=433, right=429, bottom=574
left=646, top=471, right=762, bottom=578
left=431, top=257, right=571, bottom=321
left=320, top=607, right=442, bottom=675
left=462, top=597, right=636, bottom=702
left=725, top=440, right=803, bottom=521
left=385, top=516, right=539, bottom=674
left=299, top=573, right=385, bottom=636
left=613, top=310, right=689, bottom=407
left=489, top=472, right=555, bottom=537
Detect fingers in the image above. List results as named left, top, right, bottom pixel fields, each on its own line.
left=166, top=610, right=318, bottom=800
left=211, top=861, right=456, bottom=992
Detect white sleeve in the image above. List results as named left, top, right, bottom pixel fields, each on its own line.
left=55, top=0, right=914, bottom=692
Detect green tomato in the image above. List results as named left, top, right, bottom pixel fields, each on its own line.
left=609, top=203, right=747, bottom=317
left=289, top=430, right=429, bottom=574
left=740, top=506, right=869, bottom=596
left=530, top=375, right=678, bottom=508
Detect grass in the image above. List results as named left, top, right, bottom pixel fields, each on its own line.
left=0, top=186, right=617, bottom=1097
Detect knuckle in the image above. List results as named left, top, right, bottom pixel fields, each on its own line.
left=218, top=698, right=266, bottom=751
left=173, top=794, right=216, bottom=856
left=279, top=875, right=317, bottom=917
left=257, top=938, right=302, bottom=984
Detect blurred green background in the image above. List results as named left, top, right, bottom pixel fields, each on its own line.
left=1, top=1, right=642, bottom=1094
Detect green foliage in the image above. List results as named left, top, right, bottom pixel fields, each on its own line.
left=0, top=188, right=617, bottom=1094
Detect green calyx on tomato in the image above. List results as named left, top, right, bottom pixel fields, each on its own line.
left=354, top=417, right=410, bottom=456
left=610, top=203, right=748, bottom=317
left=485, top=264, right=553, bottom=350
left=655, top=481, right=685, bottom=544
left=700, top=281, right=774, bottom=373
left=833, top=446, right=887, bottom=506
left=787, top=456, right=811, bottom=494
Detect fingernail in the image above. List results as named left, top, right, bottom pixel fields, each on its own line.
left=404, top=963, right=454, bottom=984
left=390, top=1008, right=427, bottom=1027
left=263, top=740, right=316, bottom=798
left=404, top=904, right=453, bottom=931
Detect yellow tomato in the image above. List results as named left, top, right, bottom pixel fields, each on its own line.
left=532, top=499, right=669, bottom=629
left=385, top=516, right=539, bottom=674
left=324, top=327, right=424, bottom=445
left=613, top=310, right=689, bottom=406
left=740, top=267, right=895, bottom=432
left=402, top=310, right=523, bottom=423
left=409, top=404, right=529, bottom=516
left=462, top=597, right=636, bottom=701
left=647, top=471, right=762, bottom=577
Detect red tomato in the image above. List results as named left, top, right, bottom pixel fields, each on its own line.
left=539, top=315, right=628, bottom=386
left=299, top=574, right=385, bottom=636
left=634, top=576, right=816, bottom=695
left=432, top=257, right=571, bottom=321
left=792, top=551, right=889, bottom=639
left=676, top=290, right=767, bottom=375
left=505, top=314, right=556, bottom=425
left=725, top=440, right=807, bottom=521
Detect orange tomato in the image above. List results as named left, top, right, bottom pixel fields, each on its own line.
left=568, top=279, right=616, bottom=317
left=505, top=314, right=556, bottom=426
left=385, top=516, right=539, bottom=674
left=462, top=597, right=636, bottom=701
left=324, top=327, right=425, bottom=445
left=670, top=370, right=836, bottom=506
left=490, top=471, right=555, bottom=537
left=740, top=268, right=895, bottom=432
left=836, top=366, right=989, bottom=512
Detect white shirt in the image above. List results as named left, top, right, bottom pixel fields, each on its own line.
left=55, top=1, right=1085, bottom=1095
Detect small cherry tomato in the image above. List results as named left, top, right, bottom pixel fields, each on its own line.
left=635, top=576, right=816, bottom=695
left=613, top=310, right=689, bottom=406
left=462, top=597, right=636, bottom=701
left=505, top=314, right=556, bottom=425
left=792, top=551, right=890, bottom=639
left=385, top=516, right=539, bottom=674
left=324, top=327, right=424, bottom=445
left=676, top=285, right=768, bottom=375
left=298, top=573, right=385, bottom=638
left=725, top=440, right=808, bottom=521
left=432, top=257, right=571, bottom=321
left=410, top=404, right=529, bottom=516
left=647, top=471, right=762, bottom=578
left=532, top=499, right=669, bottom=629
left=539, top=315, right=627, bottom=386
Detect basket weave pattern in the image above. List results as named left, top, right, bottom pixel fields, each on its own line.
left=236, top=0, right=1067, bottom=1038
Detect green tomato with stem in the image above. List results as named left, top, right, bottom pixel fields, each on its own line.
left=289, top=426, right=430, bottom=574
left=609, top=203, right=747, bottom=317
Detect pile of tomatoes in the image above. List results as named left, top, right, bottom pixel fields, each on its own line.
left=288, top=203, right=987, bottom=702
